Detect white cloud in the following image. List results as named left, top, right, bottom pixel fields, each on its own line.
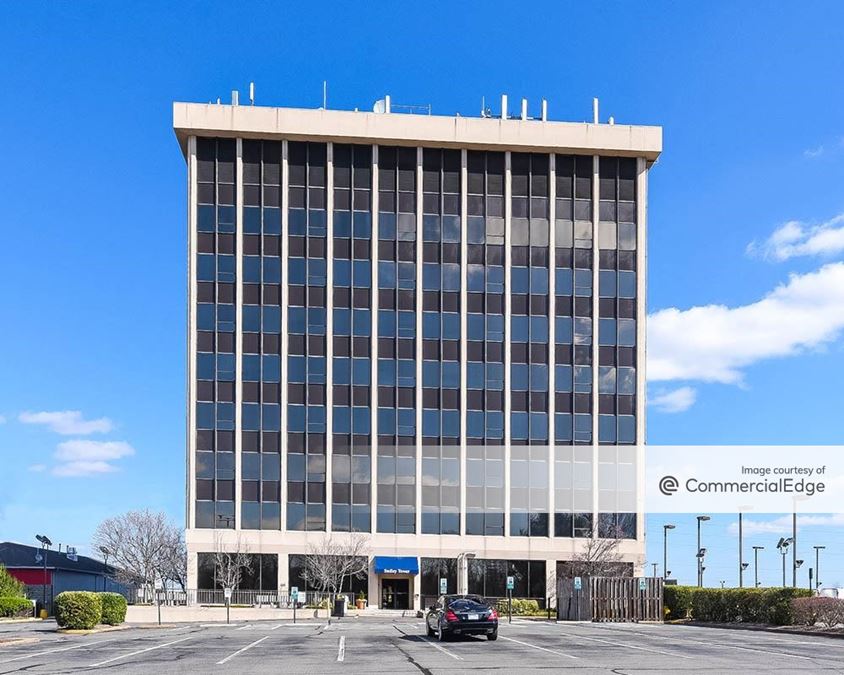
left=803, top=145, right=825, bottom=159
left=19, top=410, right=113, bottom=435
left=51, top=440, right=134, bottom=477
left=0, top=415, right=6, bottom=424
left=648, top=262, right=844, bottom=384
left=27, top=464, right=46, bottom=473
left=648, top=387, right=697, bottom=413
left=747, top=213, right=844, bottom=261
left=728, top=514, right=844, bottom=536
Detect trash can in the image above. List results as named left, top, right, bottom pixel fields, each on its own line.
left=333, top=597, right=346, bottom=617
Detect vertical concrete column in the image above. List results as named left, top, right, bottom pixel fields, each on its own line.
left=187, top=136, right=198, bottom=593
left=547, top=153, right=556, bottom=536
left=545, top=557, right=557, bottom=609
left=591, top=154, right=601, bottom=540
left=503, top=151, right=512, bottom=537
left=278, top=552, right=290, bottom=593
left=235, top=138, right=244, bottom=529
left=635, top=157, right=648, bottom=551
left=280, top=141, right=289, bottom=531
left=325, top=143, right=334, bottom=532
left=187, top=135, right=197, bottom=536
left=459, top=149, right=468, bottom=536
left=370, top=145, right=379, bottom=537
left=187, top=550, right=199, bottom=596
left=415, top=146, right=423, bottom=534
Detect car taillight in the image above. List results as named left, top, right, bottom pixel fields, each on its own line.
left=445, top=610, right=459, bottom=622
left=489, top=608, right=498, bottom=620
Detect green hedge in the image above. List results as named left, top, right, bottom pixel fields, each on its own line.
left=495, top=598, right=541, bottom=616
left=100, top=592, right=128, bottom=625
left=0, top=597, right=34, bottom=618
left=665, top=586, right=813, bottom=625
left=55, top=591, right=102, bottom=629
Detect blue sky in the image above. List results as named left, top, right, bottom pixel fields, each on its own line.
left=1, top=2, right=843, bottom=588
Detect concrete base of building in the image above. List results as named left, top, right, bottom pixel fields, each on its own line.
left=125, top=605, right=330, bottom=624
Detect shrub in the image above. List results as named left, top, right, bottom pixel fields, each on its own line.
left=0, top=566, right=25, bottom=598
left=55, top=591, right=102, bottom=629
left=100, top=592, right=128, bottom=625
left=0, top=597, right=34, bottom=618
left=664, top=585, right=694, bottom=620
left=666, top=587, right=813, bottom=625
left=792, top=596, right=844, bottom=627
left=495, top=598, right=541, bottom=616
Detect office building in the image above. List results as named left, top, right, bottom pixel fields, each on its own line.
left=174, top=95, right=661, bottom=610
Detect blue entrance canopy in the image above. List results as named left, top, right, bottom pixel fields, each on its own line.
left=373, top=556, right=419, bottom=575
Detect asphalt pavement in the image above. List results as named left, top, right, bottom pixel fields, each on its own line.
left=2, top=616, right=844, bottom=673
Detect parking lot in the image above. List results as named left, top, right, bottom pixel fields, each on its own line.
left=2, top=617, right=844, bottom=674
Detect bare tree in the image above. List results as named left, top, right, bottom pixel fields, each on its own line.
left=92, top=509, right=186, bottom=598
left=302, top=534, right=369, bottom=612
left=212, top=533, right=252, bottom=592
left=565, top=526, right=631, bottom=578
left=159, top=528, right=188, bottom=591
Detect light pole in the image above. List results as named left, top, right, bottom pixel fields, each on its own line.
left=777, top=537, right=793, bottom=588
left=99, top=546, right=111, bottom=593
left=814, top=546, right=825, bottom=591
left=35, top=534, right=52, bottom=614
left=663, top=524, right=675, bottom=583
left=753, top=546, right=764, bottom=587
left=696, top=516, right=710, bottom=587
left=738, top=513, right=743, bottom=587
left=652, top=562, right=658, bottom=578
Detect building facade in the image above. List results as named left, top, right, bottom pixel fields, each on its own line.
left=175, top=99, right=661, bottom=610
left=0, top=542, right=127, bottom=614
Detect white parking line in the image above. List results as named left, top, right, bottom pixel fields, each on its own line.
left=419, top=636, right=463, bottom=660
left=89, top=636, right=192, bottom=667
left=0, top=639, right=114, bottom=664
left=498, top=635, right=578, bottom=659
left=336, top=635, right=346, bottom=662
left=556, top=629, right=693, bottom=659
left=588, top=625, right=817, bottom=661
left=271, top=623, right=283, bottom=630
left=216, top=635, right=271, bottom=665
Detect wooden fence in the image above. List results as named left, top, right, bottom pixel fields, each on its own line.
left=557, top=576, right=663, bottom=622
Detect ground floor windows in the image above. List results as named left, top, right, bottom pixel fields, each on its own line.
left=468, top=558, right=546, bottom=601
left=197, top=552, right=278, bottom=591
left=288, top=554, right=368, bottom=598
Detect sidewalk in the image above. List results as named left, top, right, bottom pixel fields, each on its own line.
left=126, top=605, right=329, bottom=624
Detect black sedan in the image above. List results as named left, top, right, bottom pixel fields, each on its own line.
left=425, top=595, right=498, bottom=641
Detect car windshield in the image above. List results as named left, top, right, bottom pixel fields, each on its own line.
left=447, top=598, right=488, bottom=611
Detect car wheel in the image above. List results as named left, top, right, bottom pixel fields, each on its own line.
left=488, top=630, right=498, bottom=641
left=437, top=623, right=446, bottom=642
left=426, top=621, right=434, bottom=637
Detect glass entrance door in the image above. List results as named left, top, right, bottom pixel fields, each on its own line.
left=381, top=578, right=410, bottom=610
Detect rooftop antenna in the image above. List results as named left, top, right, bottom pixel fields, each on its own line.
left=249, top=82, right=255, bottom=106
left=541, top=99, right=548, bottom=121
left=608, top=116, right=615, bottom=125
left=520, top=98, right=528, bottom=120
left=592, top=97, right=599, bottom=124
left=232, top=89, right=239, bottom=106
left=501, top=94, right=508, bottom=120
left=323, top=80, right=327, bottom=109
left=481, top=96, right=485, bottom=117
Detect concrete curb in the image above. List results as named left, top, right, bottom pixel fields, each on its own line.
left=680, top=621, right=844, bottom=640
left=57, top=624, right=131, bottom=635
